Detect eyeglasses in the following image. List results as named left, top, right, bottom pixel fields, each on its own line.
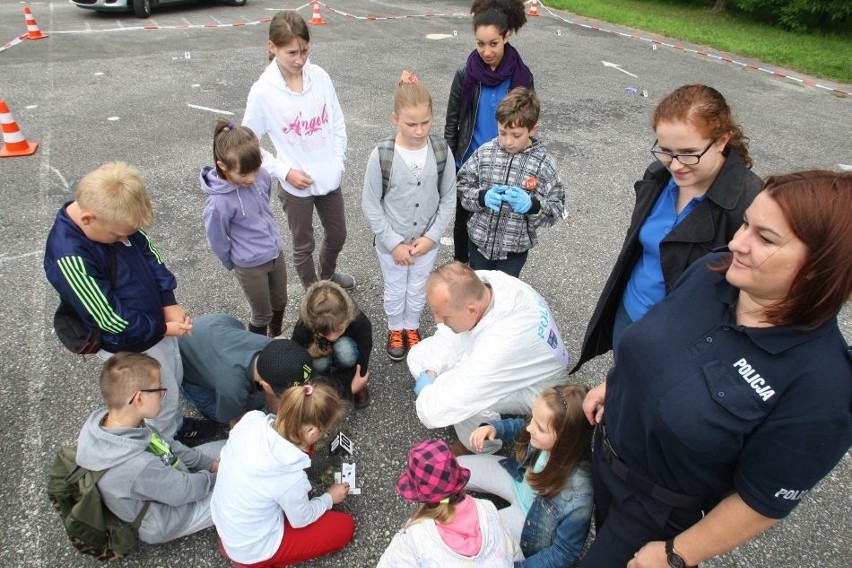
left=650, top=139, right=716, bottom=165
left=128, top=387, right=168, bottom=405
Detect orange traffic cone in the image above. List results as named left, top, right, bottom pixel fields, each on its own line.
left=309, top=0, right=326, bottom=26
left=23, top=7, right=48, bottom=40
left=0, top=100, right=39, bottom=158
left=528, top=0, right=540, bottom=17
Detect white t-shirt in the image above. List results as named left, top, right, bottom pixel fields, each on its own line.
left=395, top=144, right=428, bottom=181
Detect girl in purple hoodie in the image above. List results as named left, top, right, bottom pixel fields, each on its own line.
left=201, top=119, right=287, bottom=337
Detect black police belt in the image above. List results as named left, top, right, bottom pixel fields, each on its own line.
left=598, top=424, right=707, bottom=512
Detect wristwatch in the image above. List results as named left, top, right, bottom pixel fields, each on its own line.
left=665, top=538, right=694, bottom=568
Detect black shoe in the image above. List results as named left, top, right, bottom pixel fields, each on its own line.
left=175, top=417, right=224, bottom=447
left=353, top=387, right=371, bottom=409
left=247, top=323, right=266, bottom=335
left=269, top=310, right=285, bottom=337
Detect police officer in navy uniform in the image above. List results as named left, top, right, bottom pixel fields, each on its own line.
left=578, top=171, right=851, bottom=567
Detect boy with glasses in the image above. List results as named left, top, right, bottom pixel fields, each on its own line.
left=75, top=353, right=223, bottom=545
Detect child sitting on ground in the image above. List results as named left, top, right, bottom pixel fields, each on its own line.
left=75, top=353, right=223, bottom=545
left=44, top=161, right=216, bottom=444
left=291, top=280, right=372, bottom=408
left=361, top=70, right=456, bottom=362
left=378, top=438, right=520, bottom=566
left=201, top=118, right=288, bottom=337
left=457, top=87, right=565, bottom=278
left=458, top=384, right=594, bottom=567
left=211, top=383, right=354, bottom=567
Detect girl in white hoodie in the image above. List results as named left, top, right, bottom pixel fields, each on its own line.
left=211, top=383, right=354, bottom=567
left=242, top=11, right=353, bottom=291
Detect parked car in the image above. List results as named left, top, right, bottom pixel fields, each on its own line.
left=71, top=0, right=246, bottom=19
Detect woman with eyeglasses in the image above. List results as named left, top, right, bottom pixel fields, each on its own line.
left=572, top=84, right=762, bottom=373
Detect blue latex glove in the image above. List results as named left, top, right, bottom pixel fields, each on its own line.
left=503, top=186, right=532, bottom=214
left=484, top=185, right=508, bottom=212
left=413, top=371, right=436, bottom=397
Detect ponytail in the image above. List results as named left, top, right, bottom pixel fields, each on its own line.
left=273, top=383, right=342, bottom=446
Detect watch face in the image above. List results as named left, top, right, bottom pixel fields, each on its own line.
left=667, top=552, right=686, bottom=568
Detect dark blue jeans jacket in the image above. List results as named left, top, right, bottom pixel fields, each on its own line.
left=491, top=417, right=594, bottom=568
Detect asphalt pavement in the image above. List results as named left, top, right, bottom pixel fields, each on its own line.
left=0, top=1, right=849, bottom=567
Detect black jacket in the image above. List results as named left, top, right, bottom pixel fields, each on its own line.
left=444, top=64, right=534, bottom=165
left=571, top=150, right=762, bottom=373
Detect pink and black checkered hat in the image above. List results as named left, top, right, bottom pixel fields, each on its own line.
left=396, top=439, right=471, bottom=504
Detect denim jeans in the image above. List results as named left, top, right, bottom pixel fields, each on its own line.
left=312, top=335, right=359, bottom=374
left=182, top=381, right=220, bottom=423
left=468, top=242, right=528, bottom=278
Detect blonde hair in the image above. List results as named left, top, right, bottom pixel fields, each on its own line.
left=273, top=383, right=342, bottom=447
left=394, top=71, right=433, bottom=114
left=298, top=280, right=357, bottom=336
left=76, top=162, right=153, bottom=229
left=99, top=352, right=161, bottom=409
left=407, top=493, right=464, bottom=527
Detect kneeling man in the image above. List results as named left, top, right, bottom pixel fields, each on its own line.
left=179, top=313, right=311, bottom=427
left=408, top=262, right=569, bottom=454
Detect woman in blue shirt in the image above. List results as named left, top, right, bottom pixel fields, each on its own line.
left=573, top=85, right=762, bottom=373
left=445, top=0, right=534, bottom=263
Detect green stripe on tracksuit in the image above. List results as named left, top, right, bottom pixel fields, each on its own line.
left=56, top=255, right=129, bottom=334
left=139, top=229, right=164, bottom=264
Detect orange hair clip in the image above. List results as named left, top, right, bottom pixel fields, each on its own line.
left=399, top=70, right=419, bottom=85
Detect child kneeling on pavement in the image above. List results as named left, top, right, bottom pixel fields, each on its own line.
left=291, top=280, right=372, bottom=408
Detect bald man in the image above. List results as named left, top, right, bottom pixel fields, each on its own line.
left=408, top=262, right=569, bottom=454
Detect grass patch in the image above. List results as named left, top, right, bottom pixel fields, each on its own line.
left=543, top=0, right=852, bottom=83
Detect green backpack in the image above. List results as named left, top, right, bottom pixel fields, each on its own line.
left=47, top=445, right=150, bottom=562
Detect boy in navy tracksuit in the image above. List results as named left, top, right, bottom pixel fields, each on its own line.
left=44, top=161, right=215, bottom=443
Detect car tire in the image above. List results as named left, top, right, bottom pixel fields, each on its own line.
left=226, top=0, right=247, bottom=5
left=132, top=0, right=152, bottom=18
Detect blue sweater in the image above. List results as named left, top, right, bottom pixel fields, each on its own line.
left=44, top=202, right=178, bottom=353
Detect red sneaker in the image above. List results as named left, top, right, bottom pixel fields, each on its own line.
left=405, top=328, right=421, bottom=352
left=387, top=330, right=405, bottom=362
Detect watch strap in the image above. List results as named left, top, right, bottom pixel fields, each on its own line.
left=666, top=538, right=696, bottom=568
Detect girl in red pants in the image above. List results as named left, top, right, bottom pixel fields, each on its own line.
left=211, top=383, right=353, bottom=567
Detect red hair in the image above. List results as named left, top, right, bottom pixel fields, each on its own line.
left=653, top=84, right=752, bottom=168
left=716, top=170, right=851, bottom=328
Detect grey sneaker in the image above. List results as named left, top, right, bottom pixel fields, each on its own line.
left=329, top=272, right=355, bottom=290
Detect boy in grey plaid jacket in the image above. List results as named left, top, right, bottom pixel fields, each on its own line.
left=458, top=87, right=565, bottom=277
